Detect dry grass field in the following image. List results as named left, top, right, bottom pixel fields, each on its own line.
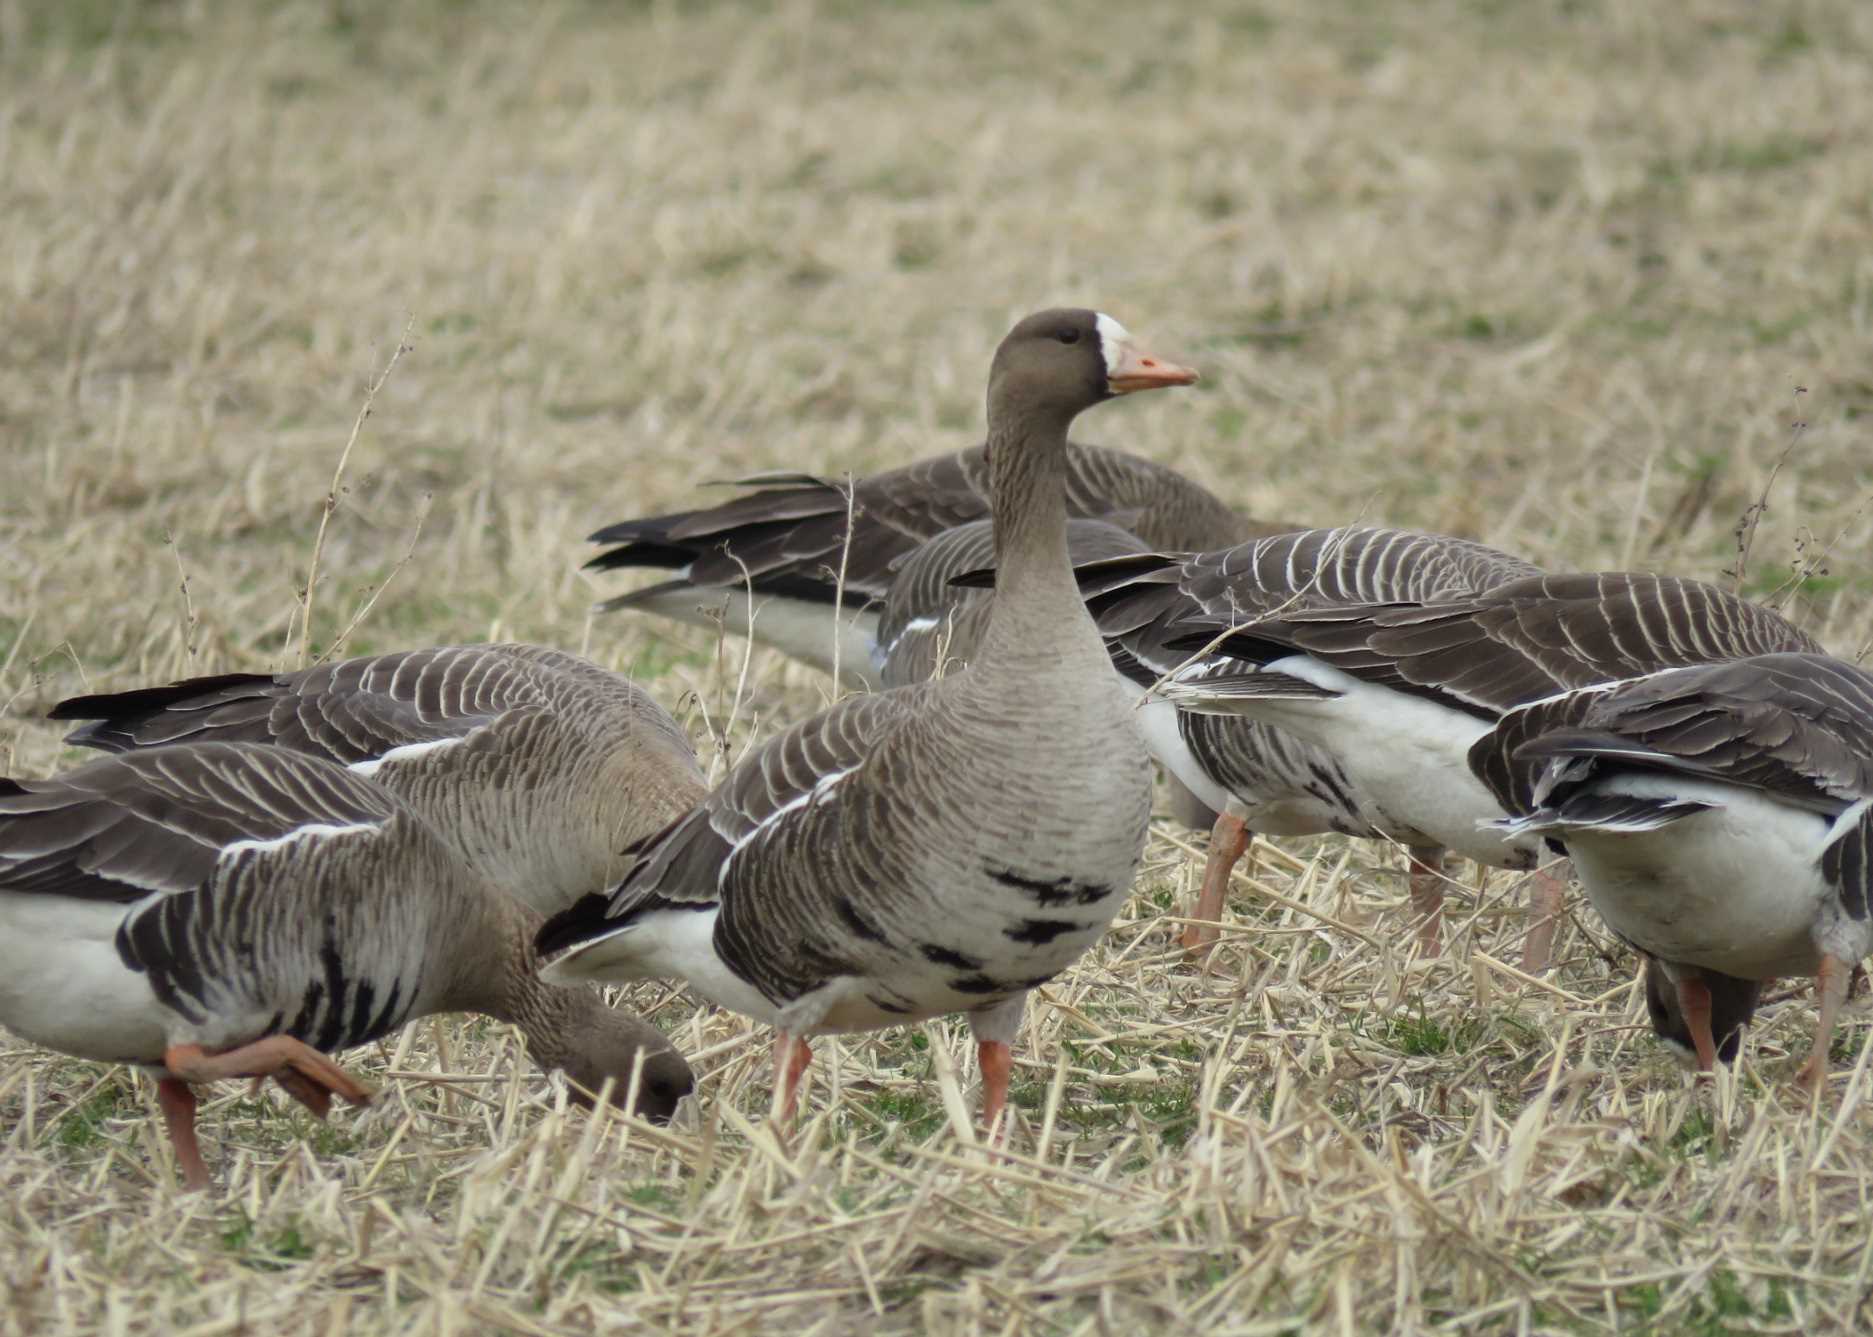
left=4, top=0, right=1873, bottom=1331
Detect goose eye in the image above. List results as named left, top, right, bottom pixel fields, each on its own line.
left=1055, top=328, right=1081, bottom=345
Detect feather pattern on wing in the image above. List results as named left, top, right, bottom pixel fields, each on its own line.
left=1514, top=653, right=1873, bottom=819
left=1199, top=572, right=1820, bottom=720
left=1073, top=526, right=1540, bottom=838
left=587, top=441, right=1266, bottom=615
left=51, top=645, right=706, bottom=914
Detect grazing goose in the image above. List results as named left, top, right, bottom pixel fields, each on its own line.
left=0, top=743, right=695, bottom=1189
left=587, top=442, right=1271, bottom=692
left=1055, top=526, right=1542, bottom=959
left=51, top=644, right=708, bottom=917
left=538, top=309, right=1198, bottom=1125
left=1158, top=572, right=1820, bottom=962
left=1491, top=653, right=1872, bottom=1086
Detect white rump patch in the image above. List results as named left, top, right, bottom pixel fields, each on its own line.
left=221, top=820, right=381, bottom=859
left=347, top=735, right=467, bottom=778
left=1095, top=312, right=1132, bottom=376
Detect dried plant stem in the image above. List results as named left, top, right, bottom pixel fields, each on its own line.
left=1726, top=389, right=1808, bottom=596
left=313, top=491, right=434, bottom=667
left=294, top=316, right=416, bottom=668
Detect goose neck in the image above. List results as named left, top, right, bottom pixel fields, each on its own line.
left=981, top=411, right=1079, bottom=644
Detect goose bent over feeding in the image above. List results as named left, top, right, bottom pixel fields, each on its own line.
left=0, top=743, right=695, bottom=1189
left=1159, top=571, right=1820, bottom=963
left=1057, top=526, right=1542, bottom=959
left=538, top=309, right=1198, bottom=1125
left=1490, top=652, right=1873, bottom=1086
left=51, top=643, right=709, bottom=917
left=587, top=442, right=1272, bottom=692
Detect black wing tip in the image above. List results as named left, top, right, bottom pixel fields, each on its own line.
left=948, top=566, right=997, bottom=591
left=0, top=776, right=25, bottom=798
left=49, top=673, right=275, bottom=721
left=1162, top=627, right=1285, bottom=664
left=535, top=890, right=618, bottom=961
left=60, top=721, right=119, bottom=753
left=583, top=539, right=702, bottom=574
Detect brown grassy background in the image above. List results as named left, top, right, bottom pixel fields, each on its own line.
left=3, top=1, right=1872, bottom=1331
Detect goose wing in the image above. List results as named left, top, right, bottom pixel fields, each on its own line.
left=0, top=743, right=394, bottom=905
left=1191, top=572, right=1820, bottom=720
left=1075, top=526, right=1539, bottom=683
left=1515, top=653, right=1873, bottom=811
left=51, top=645, right=584, bottom=766
left=538, top=684, right=934, bottom=1004
left=588, top=442, right=1259, bottom=617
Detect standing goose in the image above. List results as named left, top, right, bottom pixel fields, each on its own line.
left=1157, top=572, right=1820, bottom=961
left=1492, top=652, right=1873, bottom=1085
left=587, top=443, right=1271, bottom=692
left=1053, top=526, right=1543, bottom=959
left=0, top=743, right=695, bottom=1189
left=538, top=309, right=1198, bottom=1124
left=50, top=644, right=708, bottom=917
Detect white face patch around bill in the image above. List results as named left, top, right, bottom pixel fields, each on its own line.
left=1094, top=312, right=1132, bottom=378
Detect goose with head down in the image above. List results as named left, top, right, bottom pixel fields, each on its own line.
left=538, top=309, right=1198, bottom=1126
left=1156, top=571, right=1820, bottom=965
left=1053, top=526, right=1544, bottom=960
left=1491, top=651, right=1873, bottom=1088
left=0, top=743, right=695, bottom=1190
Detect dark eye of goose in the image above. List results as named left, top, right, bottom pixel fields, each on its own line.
left=1054, top=328, right=1080, bottom=345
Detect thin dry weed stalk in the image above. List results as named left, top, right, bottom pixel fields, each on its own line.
left=294, top=316, right=417, bottom=670
left=1726, top=388, right=1809, bottom=596
left=3, top=1, right=1873, bottom=1333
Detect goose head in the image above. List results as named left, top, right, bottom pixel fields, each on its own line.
left=987, top=308, right=1197, bottom=429
left=530, top=991, right=697, bottom=1122
left=1642, top=958, right=1761, bottom=1067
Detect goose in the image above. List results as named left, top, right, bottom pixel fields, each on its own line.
left=50, top=643, right=709, bottom=917
left=1048, top=526, right=1545, bottom=960
left=586, top=443, right=1273, bottom=692
left=587, top=435, right=1286, bottom=857
left=1490, top=652, right=1872, bottom=1087
left=1156, top=572, right=1820, bottom=964
left=0, top=742, right=696, bottom=1189
left=537, top=309, right=1198, bottom=1125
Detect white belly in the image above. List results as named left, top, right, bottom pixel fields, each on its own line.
left=1134, top=693, right=1232, bottom=814
left=1225, top=658, right=1538, bottom=866
left=0, top=896, right=168, bottom=1064
left=1567, top=778, right=1836, bottom=979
